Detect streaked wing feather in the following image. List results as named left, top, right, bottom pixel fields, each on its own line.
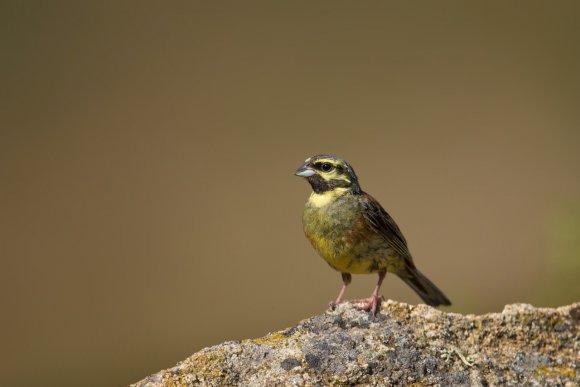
left=360, top=192, right=412, bottom=260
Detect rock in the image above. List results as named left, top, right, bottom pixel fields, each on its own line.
left=132, top=301, right=580, bottom=386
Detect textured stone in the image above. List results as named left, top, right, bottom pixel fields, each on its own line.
left=133, top=301, right=580, bottom=386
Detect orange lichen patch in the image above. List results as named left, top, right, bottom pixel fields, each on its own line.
left=246, top=331, right=288, bottom=348
left=157, top=349, right=231, bottom=385
left=535, top=365, right=576, bottom=378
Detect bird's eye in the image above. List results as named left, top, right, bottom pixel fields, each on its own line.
left=321, top=163, right=333, bottom=172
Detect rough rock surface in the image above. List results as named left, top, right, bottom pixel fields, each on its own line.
left=133, top=301, right=580, bottom=386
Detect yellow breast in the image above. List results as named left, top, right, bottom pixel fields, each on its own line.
left=303, top=191, right=384, bottom=274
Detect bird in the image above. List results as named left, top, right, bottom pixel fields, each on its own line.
left=295, top=154, right=451, bottom=315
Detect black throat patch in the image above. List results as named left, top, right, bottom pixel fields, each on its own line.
left=307, top=175, right=352, bottom=194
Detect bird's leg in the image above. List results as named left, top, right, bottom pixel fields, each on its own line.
left=329, top=273, right=351, bottom=310
left=353, top=269, right=386, bottom=315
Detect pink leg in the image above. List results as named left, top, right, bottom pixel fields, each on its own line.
left=329, top=273, right=351, bottom=310
left=353, top=270, right=386, bottom=315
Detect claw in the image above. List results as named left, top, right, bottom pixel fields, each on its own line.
left=329, top=299, right=347, bottom=311
left=329, top=271, right=386, bottom=316
left=353, top=295, right=383, bottom=316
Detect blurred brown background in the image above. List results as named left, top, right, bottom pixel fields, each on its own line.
left=2, top=1, right=580, bottom=386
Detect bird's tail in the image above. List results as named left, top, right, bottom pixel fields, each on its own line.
left=398, top=265, right=451, bottom=307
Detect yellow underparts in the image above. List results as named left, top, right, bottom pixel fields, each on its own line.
left=310, top=234, right=378, bottom=274
left=327, top=253, right=376, bottom=274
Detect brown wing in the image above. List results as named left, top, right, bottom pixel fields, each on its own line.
left=361, top=192, right=451, bottom=306
left=360, top=192, right=413, bottom=261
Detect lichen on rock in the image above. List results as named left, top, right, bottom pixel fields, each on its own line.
left=133, top=301, right=580, bottom=386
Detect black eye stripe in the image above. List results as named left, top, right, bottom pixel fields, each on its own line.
left=313, top=162, right=337, bottom=172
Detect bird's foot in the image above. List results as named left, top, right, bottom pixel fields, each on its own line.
left=352, top=295, right=384, bottom=316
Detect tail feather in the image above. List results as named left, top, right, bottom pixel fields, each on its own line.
left=399, top=266, right=451, bottom=307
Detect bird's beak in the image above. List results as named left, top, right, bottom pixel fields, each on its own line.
left=295, top=164, right=316, bottom=177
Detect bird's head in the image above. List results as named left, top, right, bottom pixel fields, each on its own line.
left=295, top=154, right=361, bottom=194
